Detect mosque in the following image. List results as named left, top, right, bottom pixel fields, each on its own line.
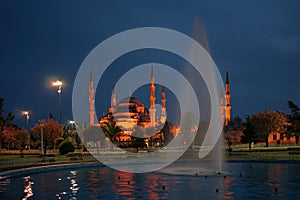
left=88, top=66, right=231, bottom=147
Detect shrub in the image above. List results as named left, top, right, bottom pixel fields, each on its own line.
left=59, top=140, right=74, bottom=155
left=55, top=137, right=64, bottom=148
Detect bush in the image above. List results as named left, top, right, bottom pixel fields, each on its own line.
left=59, top=140, right=74, bottom=155
left=55, top=137, right=65, bottom=148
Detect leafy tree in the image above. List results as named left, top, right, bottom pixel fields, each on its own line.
left=2, top=124, right=29, bottom=157
left=55, top=137, right=65, bottom=148
left=61, top=125, right=69, bottom=139
left=230, top=116, right=244, bottom=130
left=0, top=98, right=15, bottom=154
left=31, top=118, right=61, bottom=154
left=15, top=129, right=30, bottom=157
left=250, top=110, right=287, bottom=147
left=161, top=121, right=172, bottom=145
left=241, top=116, right=258, bottom=150
left=101, top=121, right=121, bottom=143
left=287, top=101, right=300, bottom=144
left=73, top=131, right=82, bottom=147
left=3, top=125, right=18, bottom=149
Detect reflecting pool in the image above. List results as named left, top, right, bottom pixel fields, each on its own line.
left=0, top=161, right=300, bottom=199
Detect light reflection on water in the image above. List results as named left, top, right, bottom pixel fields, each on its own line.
left=22, top=176, right=34, bottom=200
left=0, top=162, right=299, bottom=199
left=56, top=170, right=80, bottom=200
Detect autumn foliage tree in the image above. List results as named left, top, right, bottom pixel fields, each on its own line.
left=31, top=118, right=61, bottom=154
left=3, top=125, right=19, bottom=148
left=1, top=125, right=29, bottom=157
left=250, top=110, right=288, bottom=147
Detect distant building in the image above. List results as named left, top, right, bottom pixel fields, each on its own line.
left=266, top=132, right=296, bottom=145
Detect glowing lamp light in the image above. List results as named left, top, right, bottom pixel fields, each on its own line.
left=22, top=110, right=30, bottom=120
left=51, top=80, right=63, bottom=124
left=52, top=80, right=63, bottom=87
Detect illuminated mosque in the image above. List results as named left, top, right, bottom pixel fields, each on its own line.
left=88, top=66, right=171, bottom=146
left=88, top=66, right=231, bottom=146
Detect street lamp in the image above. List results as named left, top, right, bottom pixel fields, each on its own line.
left=69, top=120, right=75, bottom=130
left=39, top=120, right=44, bottom=155
left=22, top=110, right=30, bottom=149
left=52, top=80, right=63, bottom=124
left=22, top=110, right=30, bottom=130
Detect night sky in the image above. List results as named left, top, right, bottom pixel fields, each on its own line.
left=1, top=0, right=300, bottom=128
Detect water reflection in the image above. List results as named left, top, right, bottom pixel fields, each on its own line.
left=223, top=162, right=300, bottom=199
left=223, top=176, right=236, bottom=200
left=1, top=162, right=300, bottom=199
left=83, top=168, right=170, bottom=199
left=146, top=173, right=169, bottom=199
left=267, top=164, right=284, bottom=198
left=112, top=170, right=135, bottom=196
left=56, top=170, right=80, bottom=200
left=0, top=176, right=10, bottom=193
left=22, top=176, right=34, bottom=200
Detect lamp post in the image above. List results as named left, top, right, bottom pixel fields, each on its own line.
left=39, top=121, right=44, bottom=155
left=69, top=120, right=75, bottom=130
left=22, top=110, right=30, bottom=149
left=22, top=110, right=30, bottom=130
left=52, top=80, right=63, bottom=124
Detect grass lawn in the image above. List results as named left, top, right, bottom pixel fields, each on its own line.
left=1, top=146, right=300, bottom=173
left=0, top=150, right=98, bottom=173
left=226, top=145, right=300, bottom=161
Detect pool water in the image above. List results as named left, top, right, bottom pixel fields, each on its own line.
left=0, top=162, right=300, bottom=199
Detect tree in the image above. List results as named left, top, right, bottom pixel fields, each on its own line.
left=287, top=101, right=300, bottom=144
left=2, top=124, right=29, bottom=156
left=3, top=125, right=18, bottom=149
left=31, top=118, right=61, bottom=154
left=162, top=121, right=172, bottom=145
left=55, top=137, right=65, bottom=148
left=230, top=116, right=244, bottom=130
left=250, top=110, right=288, bottom=147
left=101, top=121, right=121, bottom=143
left=15, top=129, right=30, bottom=157
left=61, top=125, right=69, bottom=139
left=241, top=116, right=258, bottom=150
left=0, top=98, right=15, bottom=154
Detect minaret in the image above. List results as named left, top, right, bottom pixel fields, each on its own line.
left=89, top=69, right=95, bottom=126
left=225, top=69, right=231, bottom=126
left=112, top=83, right=117, bottom=107
left=149, top=66, right=156, bottom=127
left=109, top=83, right=117, bottom=113
left=220, top=90, right=225, bottom=125
left=160, top=83, right=166, bottom=123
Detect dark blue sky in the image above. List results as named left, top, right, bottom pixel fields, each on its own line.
left=1, top=0, right=300, bottom=128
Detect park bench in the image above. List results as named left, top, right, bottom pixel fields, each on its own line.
left=40, top=154, right=56, bottom=162
left=288, top=147, right=300, bottom=155
left=66, top=152, right=83, bottom=161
